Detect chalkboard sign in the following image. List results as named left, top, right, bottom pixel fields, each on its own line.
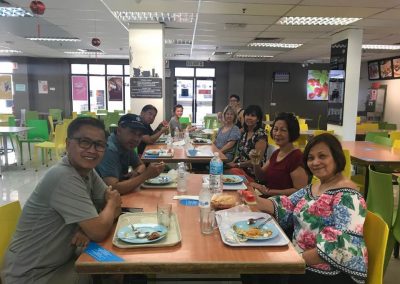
left=130, top=77, right=162, bottom=98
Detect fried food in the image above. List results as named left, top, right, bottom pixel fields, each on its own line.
left=211, top=194, right=236, bottom=209
left=147, top=232, right=161, bottom=240
left=234, top=226, right=273, bottom=239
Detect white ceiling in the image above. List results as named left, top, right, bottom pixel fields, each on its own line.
left=2, top=0, right=400, bottom=63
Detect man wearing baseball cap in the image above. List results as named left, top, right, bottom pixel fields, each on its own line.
left=96, top=114, right=165, bottom=194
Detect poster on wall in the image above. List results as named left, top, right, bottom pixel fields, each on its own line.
left=0, top=75, right=12, bottom=99
left=368, top=61, right=380, bottom=80
left=306, top=70, right=329, bottom=100
left=379, top=59, right=393, bottom=79
left=96, top=90, right=105, bottom=109
left=392, top=58, right=400, bottom=78
left=38, top=80, right=48, bottom=94
left=107, top=76, right=123, bottom=101
left=72, top=76, right=88, bottom=101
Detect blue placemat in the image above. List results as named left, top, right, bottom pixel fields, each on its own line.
left=180, top=199, right=199, bottom=206
left=84, top=242, right=124, bottom=262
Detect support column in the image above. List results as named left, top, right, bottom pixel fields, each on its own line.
left=328, top=29, right=363, bottom=141
left=129, top=24, right=164, bottom=125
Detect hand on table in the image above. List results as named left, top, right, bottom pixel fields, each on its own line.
left=71, top=229, right=90, bottom=249
left=144, top=162, right=165, bottom=179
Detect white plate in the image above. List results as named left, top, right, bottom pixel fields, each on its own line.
left=145, top=175, right=172, bottom=185
left=145, top=149, right=160, bottom=156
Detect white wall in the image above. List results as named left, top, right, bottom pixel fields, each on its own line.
left=359, top=62, right=400, bottom=128
left=129, top=24, right=164, bottom=127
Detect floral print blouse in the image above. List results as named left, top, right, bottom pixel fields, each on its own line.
left=270, top=185, right=368, bottom=284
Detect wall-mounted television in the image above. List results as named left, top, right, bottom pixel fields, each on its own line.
left=329, top=70, right=346, bottom=80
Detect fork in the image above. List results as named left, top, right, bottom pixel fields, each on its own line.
left=255, top=216, right=273, bottom=228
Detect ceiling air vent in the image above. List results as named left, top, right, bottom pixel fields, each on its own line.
left=224, top=23, right=247, bottom=30
left=253, top=37, right=282, bottom=43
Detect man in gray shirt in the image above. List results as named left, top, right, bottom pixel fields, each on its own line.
left=2, top=117, right=121, bottom=284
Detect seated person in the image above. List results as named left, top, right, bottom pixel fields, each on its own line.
left=247, top=133, right=367, bottom=284
left=96, top=114, right=165, bottom=195
left=138, top=104, right=169, bottom=155
left=250, top=112, right=308, bottom=196
left=2, top=117, right=121, bottom=284
left=169, top=104, right=195, bottom=136
left=226, top=105, right=268, bottom=181
left=214, top=105, right=241, bottom=162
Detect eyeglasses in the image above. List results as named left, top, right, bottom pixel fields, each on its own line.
left=70, top=137, right=107, bottom=152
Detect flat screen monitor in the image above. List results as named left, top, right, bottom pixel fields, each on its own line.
left=329, top=70, right=345, bottom=80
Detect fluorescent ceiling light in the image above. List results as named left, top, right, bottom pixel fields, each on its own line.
left=26, top=37, right=81, bottom=42
left=0, top=7, right=32, bottom=17
left=165, top=39, right=192, bottom=45
left=234, top=54, right=274, bottom=58
left=362, top=44, right=400, bottom=50
left=64, top=51, right=104, bottom=55
left=248, top=42, right=302, bottom=48
left=278, top=17, right=361, bottom=26
left=114, top=11, right=194, bottom=23
left=0, top=49, right=22, bottom=54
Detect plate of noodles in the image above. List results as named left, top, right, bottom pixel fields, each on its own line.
left=232, top=220, right=278, bottom=240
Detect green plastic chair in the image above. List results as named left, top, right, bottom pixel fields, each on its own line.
left=104, top=112, right=120, bottom=133
left=373, top=136, right=393, bottom=147
left=113, top=109, right=124, bottom=114
left=365, top=131, right=388, bottom=142
left=25, top=110, right=39, bottom=121
left=367, top=166, right=395, bottom=270
left=179, top=117, right=190, bottom=129
left=384, top=123, right=397, bottom=130
left=49, top=109, right=63, bottom=122
left=17, top=119, right=49, bottom=165
left=378, top=121, right=387, bottom=130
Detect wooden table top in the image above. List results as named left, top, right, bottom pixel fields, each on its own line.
left=141, top=143, right=228, bottom=163
left=75, top=174, right=305, bottom=275
left=342, top=141, right=400, bottom=166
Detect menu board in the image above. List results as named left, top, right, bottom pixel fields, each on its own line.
left=368, top=55, right=400, bottom=80
left=327, top=39, right=348, bottom=126
left=130, top=77, right=162, bottom=98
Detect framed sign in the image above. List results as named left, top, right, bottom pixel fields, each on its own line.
left=130, top=77, right=162, bottom=98
left=368, top=61, right=380, bottom=80
left=393, top=57, right=400, bottom=78
left=379, top=59, right=393, bottom=79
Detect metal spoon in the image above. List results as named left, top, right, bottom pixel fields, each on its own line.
left=247, top=217, right=265, bottom=225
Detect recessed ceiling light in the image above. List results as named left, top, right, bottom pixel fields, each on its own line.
left=278, top=17, right=361, bottom=26
left=0, top=7, right=32, bottom=17
left=248, top=42, right=303, bottom=48
left=234, top=54, right=274, bottom=59
left=362, top=44, right=400, bottom=50
left=114, top=11, right=194, bottom=23
left=0, top=49, right=22, bottom=54
left=26, top=37, right=81, bottom=42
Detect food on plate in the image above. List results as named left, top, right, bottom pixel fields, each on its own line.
left=147, top=231, right=161, bottom=240
left=211, top=194, right=236, bottom=209
left=193, top=138, right=208, bottom=143
left=222, top=176, right=237, bottom=183
left=146, top=150, right=159, bottom=155
left=234, top=226, right=273, bottom=239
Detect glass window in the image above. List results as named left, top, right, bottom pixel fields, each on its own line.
left=175, top=67, right=194, bottom=77
left=124, top=65, right=130, bottom=75
left=107, top=65, right=123, bottom=75
left=196, top=68, right=215, bottom=77
left=0, top=62, right=14, bottom=73
left=89, top=64, right=105, bottom=75
left=71, top=64, right=87, bottom=74
left=89, top=76, right=106, bottom=111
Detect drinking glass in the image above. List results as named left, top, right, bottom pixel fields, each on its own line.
left=157, top=203, right=172, bottom=229
left=249, top=149, right=262, bottom=165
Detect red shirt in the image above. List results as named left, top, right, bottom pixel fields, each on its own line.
left=262, top=149, right=304, bottom=190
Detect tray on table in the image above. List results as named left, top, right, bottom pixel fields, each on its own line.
left=113, top=212, right=182, bottom=248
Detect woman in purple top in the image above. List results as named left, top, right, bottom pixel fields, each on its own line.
left=214, top=106, right=241, bottom=162
left=250, top=112, right=308, bottom=196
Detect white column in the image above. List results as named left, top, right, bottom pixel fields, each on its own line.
left=328, top=29, right=363, bottom=141
left=129, top=24, right=164, bottom=125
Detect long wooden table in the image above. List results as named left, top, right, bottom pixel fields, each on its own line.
left=342, top=141, right=400, bottom=196
left=75, top=174, right=305, bottom=276
left=141, top=143, right=227, bottom=163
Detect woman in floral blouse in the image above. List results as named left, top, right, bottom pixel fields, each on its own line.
left=226, top=105, right=268, bottom=181
left=250, top=133, right=367, bottom=283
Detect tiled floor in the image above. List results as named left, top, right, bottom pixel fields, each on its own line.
left=0, top=143, right=399, bottom=283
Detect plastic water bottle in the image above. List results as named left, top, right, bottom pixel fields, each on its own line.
left=174, top=126, right=180, bottom=141
left=177, top=162, right=186, bottom=194
left=184, top=129, right=190, bottom=145
left=199, top=182, right=213, bottom=234
left=209, top=152, right=223, bottom=195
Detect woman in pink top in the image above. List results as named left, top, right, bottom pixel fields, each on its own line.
left=250, top=112, right=308, bottom=196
